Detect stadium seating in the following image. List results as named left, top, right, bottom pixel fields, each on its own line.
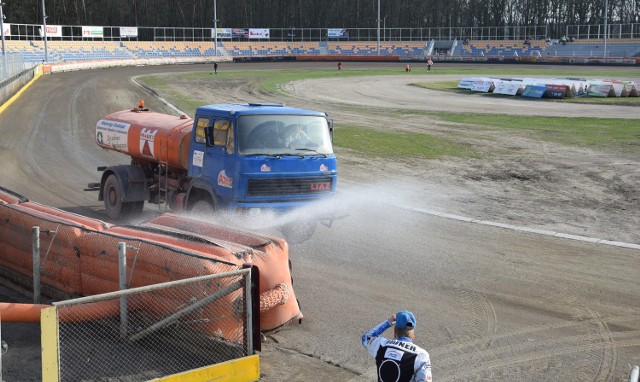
left=3, top=38, right=639, bottom=64
left=457, top=39, right=547, bottom=56
left=328, top=41, right=425, bottom=57
left=541, top=38, right=640, bottom=57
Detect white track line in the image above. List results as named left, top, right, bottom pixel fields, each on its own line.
left=398, top=205, right=640, bottom=250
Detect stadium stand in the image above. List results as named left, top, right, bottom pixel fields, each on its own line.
left=328, top=41, right=425, bottom=57
left=541, top=38, right=640, bottom=57
left=456, top=39, right=547, bottom=56
left=122, top=41, right=216, bottom=58
left=2, top=37, right=639, bottom=64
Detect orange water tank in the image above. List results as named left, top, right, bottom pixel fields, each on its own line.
left=96, top=108, right=193, bottom=170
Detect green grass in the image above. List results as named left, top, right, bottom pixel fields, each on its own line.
left=432, top=113, right=640, bottom=152
left=334, top=124, right=478, bottom=159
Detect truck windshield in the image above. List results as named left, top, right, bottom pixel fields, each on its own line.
left=236, top=115, right=333, bottom=156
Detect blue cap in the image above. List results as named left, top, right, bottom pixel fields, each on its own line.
left=395, top=310, right=416, bottom=330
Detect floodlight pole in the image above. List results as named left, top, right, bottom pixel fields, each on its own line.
left=376, top=0, right=380, bottom=54
left=0, top=3, right=7, bottom=75
left=213, top=0, right=218, bottom=57
left=41, top=0, right=48, bottom=62
left=603, top=0, right=608, bottom=58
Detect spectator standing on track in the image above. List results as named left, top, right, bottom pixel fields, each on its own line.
left=405, top=64, right=412, bottom=72
left=427, top=59, right=433, bottom=71
left=214, top=62, right=218, bottom=74
left=338, top=62, right=343, bottom=70
left=362, top=310, right=433, bottom=382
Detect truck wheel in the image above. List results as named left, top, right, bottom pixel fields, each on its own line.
left=191, top=199, right=215, bottom=215
left=104, top=175, right=144, bottom=220
left=103, top=174, right=124, bottom=220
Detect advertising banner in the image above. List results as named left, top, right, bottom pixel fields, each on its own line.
left=82, top=26, right=104, bottom=38
left=521, top=85, right=547, bottom=98
left=470, top=80, right=493, bottom=93
left=328, top=28, right=349, bottom=39
left=232, top=28, right=248, bottom=38
left=457, top=78, right=476, bottom=89
left=587, top=83, right=614, bottom=97
left=544, top=84, right=568, bottom=99
left=44, top=25, right=63, bottom=37
left=120, top=27, right=138, bottom=38
left=248, top=28, right=269, bottom=39
left=2, top=23, right=10, bottom=36
left=493, top=81, right=521, bottom=96
left=214, top=28, right=232, bottom=39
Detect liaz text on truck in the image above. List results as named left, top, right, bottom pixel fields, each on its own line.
left=87, top=102, right=338, bottom=242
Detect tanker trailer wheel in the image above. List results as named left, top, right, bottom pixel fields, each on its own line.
left=103, top=174, right=143, bottom=220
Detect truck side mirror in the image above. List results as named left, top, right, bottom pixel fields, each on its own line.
left=329, top=119, right=334, bottom=143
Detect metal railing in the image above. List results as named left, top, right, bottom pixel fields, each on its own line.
left=1, top=22, right=639, bottom=42
left=0, top=53, right=29, bottom=82
left=41, top=268, right=253, bottom=381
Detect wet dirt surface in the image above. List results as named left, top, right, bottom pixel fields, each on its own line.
left=0, top=62, right=639, bottom=381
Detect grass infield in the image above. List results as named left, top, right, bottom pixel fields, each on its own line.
left=139, top=66, right=640, bottom=159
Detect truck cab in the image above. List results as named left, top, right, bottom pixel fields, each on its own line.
left=185, top=103, right=337, bottom=214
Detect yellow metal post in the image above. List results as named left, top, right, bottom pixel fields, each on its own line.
left=41, top=306, right=60, bottom=382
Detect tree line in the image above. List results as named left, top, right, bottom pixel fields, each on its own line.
left=5, top=0, right=639, bottom=29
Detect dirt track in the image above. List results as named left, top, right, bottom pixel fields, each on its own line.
left=0, top=62, right=639, bottom=381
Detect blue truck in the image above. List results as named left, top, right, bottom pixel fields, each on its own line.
left=88, top=102, right=337, bottom=239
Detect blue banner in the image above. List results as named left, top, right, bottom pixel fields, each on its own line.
left=521, top=85, right=547, bottom=99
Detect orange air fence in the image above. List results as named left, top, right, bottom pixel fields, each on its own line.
left=0, top=187, right=301, bottom=335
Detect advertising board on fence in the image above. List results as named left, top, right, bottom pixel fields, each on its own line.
left=46, top=25, right=63, bottom=37
left=521, top=85, right=547, bottom=98
left=493, top=81, right=522, bottom=96
left=2, top=23, right=10, bottom=36
left=232, top=29, right=249, bottom=38
left=119, top=27, right=138, bottom=38
left=328, top=28, right=349, bottom=39
left=214, top=28, right=232, bottom=39
left=248, top=29, right=270, bottom=39
left=82, top=26, right=104, bottom=38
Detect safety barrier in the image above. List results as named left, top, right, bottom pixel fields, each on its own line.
left=0, top=186, right=301, bottom=334
left=41, top=268, right=257, bottom=381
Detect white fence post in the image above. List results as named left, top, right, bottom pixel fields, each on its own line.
left=118, top=242, right=128, bottom=337
left=32, top=226, right=41, bottom=304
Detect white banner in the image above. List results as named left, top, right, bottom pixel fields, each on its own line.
left=120, top=27, right=138, bottom=37
left=457, top=78, right=475, bottom=89
left=2, top=23, right=11, bottom=36
left=214, top=28, right=232, bottom=39
left=328, top=28, right=349, bottom=39
left=44, top=25, right=63, bottom=37
left=470, top=80, right=493, bottom=92
left=82, top=26, right=104, bottom=38
left=493, top=81, right=522, bottom=96
left=248, top=28, right=269, bottom=39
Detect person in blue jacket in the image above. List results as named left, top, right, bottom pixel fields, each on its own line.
left=362, top=310, right=432, bottom=381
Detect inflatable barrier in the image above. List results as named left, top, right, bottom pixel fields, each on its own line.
left=0, top=187, right=301, bottom=336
